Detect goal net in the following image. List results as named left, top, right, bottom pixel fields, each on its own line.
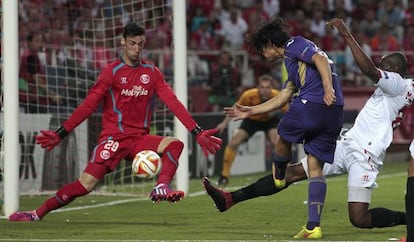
left=1, top=0, right=177, bottom=212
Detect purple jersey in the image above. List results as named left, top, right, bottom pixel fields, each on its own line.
left=283, top=36, right=344, bottom=106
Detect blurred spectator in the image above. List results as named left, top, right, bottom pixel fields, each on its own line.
left=234, top=0, right=255, bottom=9
left=262, top=0, right=280, bottom=18
left=402, top=25, right=414, bottom=74
left=216, top=8, right=248, bottom=50
left=376, top=0, right=404, bottom=42
left=190, top=6, right=209, bottom=32
left=327, top=0, right=353, bottom=16
left=404, top=1, right=414, bottom=27
left=301, top=0, right=315, bottom=18
left=19, top=33, right=61, bottom=113
left=310, top=9, right=326, bottom=37
left=204, top=50, right=241, bottom=112
left=331, top=7, right=352, bottom=28
left=190, top=21, right=218, bottom=51
left=189, top=0, right=216, bottom=18
left=188, top=37, right=211, bottom=86
left=328, top=39, right=346, bottom=76
left=300, top=18, right=317, bottom=40
left=214, top=0, right=233, bottom=23
left=358, top=9, right=381, bottom=39
left=321, top=25, right=342, bottom=51
left=241, top=0, right=270, bottom=23
left=187, top=53, right=210, bottom=86
left=402, top=25, right=414, bottom=51
left=287, top=9, right=307, bottom=36
left=344, top=29, right=372, bottom=86
left=370, top=25, right=400, bottom=52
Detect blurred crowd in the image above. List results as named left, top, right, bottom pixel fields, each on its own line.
left=10, top=0, right=414, bottom=112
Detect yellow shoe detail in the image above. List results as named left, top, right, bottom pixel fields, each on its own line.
left=293, top=226, right=322, bottom=239
left=272, top=163, right=286, bottom=188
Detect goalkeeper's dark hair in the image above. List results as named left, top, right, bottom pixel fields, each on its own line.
left=386, top=52, right=408, bottom=76
left=123, top=22, right=146, bottom=39
left=245, top=16, right=291, bottom=54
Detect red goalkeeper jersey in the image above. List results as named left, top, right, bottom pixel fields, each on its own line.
left=62, top=58, right=197, bottom=137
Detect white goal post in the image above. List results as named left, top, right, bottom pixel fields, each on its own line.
left=173, top=0, right=189, bottom=195
left=2, top=0, right=20, bottom=217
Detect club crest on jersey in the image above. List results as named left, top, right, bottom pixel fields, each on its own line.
left=120, top=77, right=127, bottom=84
left=100, top=150, right=110, bottom=160
left=140, top=74, right=150, bottom=84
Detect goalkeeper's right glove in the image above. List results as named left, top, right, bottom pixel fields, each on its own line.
left=36, top=126, right=68, bottom=151
left=191, top=125, right=223, bottom=157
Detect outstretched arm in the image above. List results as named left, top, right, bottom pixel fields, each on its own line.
left=325, top=18, right=380, bottom=83
left=224, top=88, right=293, bottom=120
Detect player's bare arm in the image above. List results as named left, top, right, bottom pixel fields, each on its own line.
left=312, top=53, right=336, bottom=106
left=224, top=88, right=293, bottom=120
left=326, top=18, right=380, bottom=83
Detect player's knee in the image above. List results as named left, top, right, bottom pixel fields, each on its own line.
left=169, top=139, right=184, bottom=150
left=349, top=216, right=370, bottom=228
left=164, top=140, right=184, bottom=158
left=229, top=137, right=244, bottom=148
left=348, top=210, right=371, bottom=228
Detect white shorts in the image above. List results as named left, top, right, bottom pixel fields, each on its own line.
left=300, top=138, right=382, bottom=203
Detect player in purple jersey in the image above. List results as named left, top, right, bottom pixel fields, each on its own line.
left=224, top=17, right=344, bottom=239
left=8, top=22, right=222, bottom=222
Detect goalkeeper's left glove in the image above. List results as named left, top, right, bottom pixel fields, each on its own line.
left=36, top=126, right=68, bottom=151
left=191, top=125, right=223, bottom=157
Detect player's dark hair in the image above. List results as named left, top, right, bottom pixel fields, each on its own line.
left=123, top=22, right=146, bottom=39
left=387, top=52, right=408, bottom=76
left=245, top=16, right=290, bottom=54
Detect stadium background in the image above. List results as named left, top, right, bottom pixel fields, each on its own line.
left=2, top=0, right=414, bottom=213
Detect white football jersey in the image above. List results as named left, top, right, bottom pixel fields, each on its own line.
left=346, top=69, right=414, bottom=157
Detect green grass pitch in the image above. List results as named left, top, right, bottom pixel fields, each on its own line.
left=0, top=161, right=408, bottom=241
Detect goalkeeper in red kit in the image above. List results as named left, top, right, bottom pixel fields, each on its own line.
left=9, top=22, right=222, bottom=222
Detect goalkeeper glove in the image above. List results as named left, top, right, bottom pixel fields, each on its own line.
left=191, top=125, right=223, bottom=157
left=36, top=126, right=68, bottom=151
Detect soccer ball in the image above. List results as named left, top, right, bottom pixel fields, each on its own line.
left=132, top=150, right=162, bottom=179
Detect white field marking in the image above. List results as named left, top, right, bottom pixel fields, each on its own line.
left=0, top=171, right=406, bottom=220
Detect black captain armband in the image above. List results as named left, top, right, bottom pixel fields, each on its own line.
left=55, top=126, right=69, bottom=139
left=191, top=125, right=203, bottom=136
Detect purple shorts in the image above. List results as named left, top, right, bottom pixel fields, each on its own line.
left=278, top=98, right=343, bottom=164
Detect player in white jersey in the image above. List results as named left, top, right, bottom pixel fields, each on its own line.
left=327, top=18, right=413, bottom=240
left=203, top=18, right=412, bottom=232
